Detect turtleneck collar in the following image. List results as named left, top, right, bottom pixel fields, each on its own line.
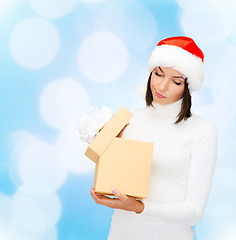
left=147, top=97, right=183, bottom=120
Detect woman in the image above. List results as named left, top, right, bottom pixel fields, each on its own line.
left=90, top=36, right=217, bottom=240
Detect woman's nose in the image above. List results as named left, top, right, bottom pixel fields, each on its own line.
left=159, top=79, right=169, bottom=92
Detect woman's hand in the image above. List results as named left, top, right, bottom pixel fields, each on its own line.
left=90, top=188, right=144, bottom=214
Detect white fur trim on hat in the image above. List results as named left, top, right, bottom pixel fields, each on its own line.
left=148, top=45, right=205, bottom=93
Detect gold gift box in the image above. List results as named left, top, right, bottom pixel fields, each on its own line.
left=85, top=106, right=153, bottom=199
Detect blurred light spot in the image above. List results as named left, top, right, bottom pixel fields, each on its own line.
left=0, top=0, right=8, bottom=8
left=8, top=131, right=38, bottom=159
left=94, top=1, right=123, bottom=34
left=191, top=85, right=214, bottom=110
left=18, top=141, right=67, bottom=191
left=73, top=3, right=98, bottom=38
left=8, top=131, right=39, bottom=188
left=42, top=227, right=57, bottom=240
left=81, top=0, right=108, bottom=3
left=205, top=202, right=236, bottom=219
left=56, top=124, right=95, bottom=174
left=10, top=17, right=59, bottom=69
left=217, top=140, right=236, bottom=167
left=0, top=0, right=9, bottom=16
left=195, top=41, right=230, bottom=87
left=29, top=0, right=78, bottom=19
left=175, top=0, right=189, bottom=8
left=12, top=191, right=61, bottom=233
left=231, top=27, right=236, bottom=46
left=7, top=225, right=57, bottom=240
left=118, top=1, right=157, bottom=53
left=19, top=182, right=57, bottom=196
left=77, top=32, right=128, bottom=83
left=212, top=0, right=236, bottom=11
left=217, top=222, right=236, bottom=240
left=73, top=1, right=123, bottom=41
left=0, top=229, right=6, bottom=240
left=6, top=217, right=57, bottom=240
left=7, top=223, right=42, bottom=240
left=39, top=78, right=89, bottom=129
left=180, top=0, right=233, bottom=42
left=212, top=44, right=236, bottom=114
left=215, top=165, right=236, bottom=191
left=0, top=193, right=12, bottom=228
left=194, top=104, right=236, bottom=150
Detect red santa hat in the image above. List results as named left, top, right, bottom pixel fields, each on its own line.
left=147, top=36, right=205, bottom=93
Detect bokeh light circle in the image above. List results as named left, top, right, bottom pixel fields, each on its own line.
left=10, top=17, right=60, bottom=69
left=18, top=141, right=68, bottom=191
left=217, top=222, right=236, bottom=240
left=78, top=32, right=128, bottom=83
left=0, top=229, right=6, bottom=240
left=0, top=194, right=12, bottom=228
left=194, top=104, right=236, bottom=149
left=180, top=0, right=233, bottom=42
left=29, top=0, right=79, bottom=19
left=8, top=131, right=39, bottom=187
left=212, top=44, right=236, bottom=114
left=12, top=191, right=61, bottom=233
left=81, top=0, right=108, bottom=2
left=118, top=1, right=157, bottom=53
left=39, top=78, right=89, bottom=129
left=56, top=124, right=95, bottom=174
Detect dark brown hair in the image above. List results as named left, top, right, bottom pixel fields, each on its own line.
left=145, top=71, right=192, bottom=124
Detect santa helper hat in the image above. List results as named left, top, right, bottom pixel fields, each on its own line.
left=147, top=36, right=205, bottom=94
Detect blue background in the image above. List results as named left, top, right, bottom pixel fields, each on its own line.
left=1, top=0, right=236, bottom=239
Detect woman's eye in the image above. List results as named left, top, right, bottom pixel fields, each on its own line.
left=174, top=81, right=181, bottom=86
left=155, top=72, right=162, bottom=77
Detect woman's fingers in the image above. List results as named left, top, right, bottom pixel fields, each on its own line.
left=90, top=189, right=116, bottom=201
left=111, top=188, right=128, bottom=202
left=90, top=188, right=118, bottom=209
left=117, top=122, right=130, bottom=138
left=90, top=188, right=127, bottom=204
left=90, top=187, right=140, bottom=212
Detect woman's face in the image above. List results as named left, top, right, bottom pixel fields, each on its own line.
left=150, top=66, right=185, bottom=105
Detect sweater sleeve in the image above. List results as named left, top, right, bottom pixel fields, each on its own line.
left=136, top=123, right=218, bottom=226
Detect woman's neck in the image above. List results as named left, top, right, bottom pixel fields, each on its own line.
left=148, top=98, right=183, bottom=120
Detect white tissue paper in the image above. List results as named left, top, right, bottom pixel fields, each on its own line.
left=77, top=106, right=113, bottom=144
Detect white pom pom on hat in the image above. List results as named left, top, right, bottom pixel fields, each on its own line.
left=146, top=36, right=205, bottom=94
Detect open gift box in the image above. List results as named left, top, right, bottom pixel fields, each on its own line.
left=85, top=106, right=153, bottom=199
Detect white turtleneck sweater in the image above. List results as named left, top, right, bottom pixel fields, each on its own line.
left=107, top=98, right=217, bottom=240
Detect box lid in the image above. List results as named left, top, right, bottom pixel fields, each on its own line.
left=85, top=106, right=133, bottom=163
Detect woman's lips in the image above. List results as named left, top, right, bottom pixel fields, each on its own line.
left=155, top=91, right=166, bottom=98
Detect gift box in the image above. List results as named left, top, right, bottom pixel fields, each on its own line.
left=85, top=106, right=153, bottom=199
